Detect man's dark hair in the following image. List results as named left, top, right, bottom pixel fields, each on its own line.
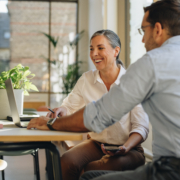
left=144, top=0, right=180, bottom=36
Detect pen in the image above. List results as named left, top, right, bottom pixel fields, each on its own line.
left=48, top=108, right=60, bottom=117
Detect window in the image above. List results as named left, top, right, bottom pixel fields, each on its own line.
left=0, top=0, right=78, bottom=108
left=4, top=31, right=10, bottom=39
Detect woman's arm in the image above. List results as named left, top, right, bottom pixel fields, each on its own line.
left=101, top=132, right=143, bottom=156
left=101, top=105, right=149, bottom=156
left=130, top=104, right=149, bottom=142
left=122, top=132, right=143, bottom=152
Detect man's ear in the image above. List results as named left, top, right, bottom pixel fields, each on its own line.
left=153, top=22, right=163, bottom=42
left=114, top=46, right=120, bottom=57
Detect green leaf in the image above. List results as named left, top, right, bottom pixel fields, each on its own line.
left=0, top=64, right=39, bottom=94
left=24, top=66, right=29, bottom=71
left=24, top=81, right=32, bottom=90
left=38, top=31, right=59, bottom=48
left=23, top=70, right=31, bottom=78
left=41, top=55, right=56, bottom=65
left=29, top=84, right=39, bottom=92
left=62, top=61, right=82, bottom=95
left=23, top=90, right=29, bottom=96
left=69, top=30, right=84, bottom=48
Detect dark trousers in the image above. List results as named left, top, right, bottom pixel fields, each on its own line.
left=61, top=139, right=145, bottom=180
left=79, top=156, right=180, bottom=180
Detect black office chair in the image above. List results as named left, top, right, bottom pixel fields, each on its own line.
left=0, top=109, right=41, bottom=180
left=0, top=148, right=40, bottom=180
left=0, top=142, right=62, bottom=180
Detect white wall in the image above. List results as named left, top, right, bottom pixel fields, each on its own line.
left=78, top=0, right=89, bottom=72
left=106, top=0, right=118, bottom=34
left=88, top=0, right=104, bottom=70
left=129, top=0, right=153, bottom=64
left=129, top=0, right=146, bottom=64
left=78, top=0, right=119, bottom=71
left=78, top=0, right=104, bottom=71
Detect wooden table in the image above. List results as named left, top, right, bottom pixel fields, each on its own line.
left=0, top=120, right=83, bottom=142
left=0, top=120, right=83, bottom=180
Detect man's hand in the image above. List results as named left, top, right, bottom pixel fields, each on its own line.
left=27, top=116, right=50, bottom=130
left=101, top=144, right=127, bottom=156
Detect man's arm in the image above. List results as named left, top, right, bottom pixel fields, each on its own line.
left=84, top=54, right=156, bottom=133
left=27, top=107, right=89, bottom=132
left=52, top=107, right=88, bottom=132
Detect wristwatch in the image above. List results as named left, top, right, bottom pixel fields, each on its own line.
left=47, top=118, right=57, bottom=130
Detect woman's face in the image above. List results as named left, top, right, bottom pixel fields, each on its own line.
left=90, top=35, right=119, bottom=72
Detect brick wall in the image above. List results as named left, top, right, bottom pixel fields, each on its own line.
left=7, top=1, right=77, bottom=92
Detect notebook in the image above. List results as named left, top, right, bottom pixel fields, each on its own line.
left=5, top=78, right=39, bottom=127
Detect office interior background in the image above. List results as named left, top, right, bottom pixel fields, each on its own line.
left=0, top=0, right=155, bottom=152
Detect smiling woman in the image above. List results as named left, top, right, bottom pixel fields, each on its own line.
left=46, top=29, right=124, bottom=118
left=42, top=29, right=149, bottom=180
left=89, top=30, right=122, bottom=91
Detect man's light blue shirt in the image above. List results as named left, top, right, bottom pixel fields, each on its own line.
left=84, top=36, right=180, bottom=161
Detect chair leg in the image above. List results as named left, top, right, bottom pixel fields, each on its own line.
left=32, top=149, right=40, bottom=180
left=0, top=155, right=5, bottom=180
left=45, top=149, right=54, bottom=180
left=2, top=170, right=5, bottom=180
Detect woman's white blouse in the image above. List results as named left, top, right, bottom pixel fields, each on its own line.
left=61, top=66, right=149, bottom=145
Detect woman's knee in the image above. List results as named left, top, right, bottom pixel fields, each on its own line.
left=120, top=150, right=145, bottom=171
left=84, top=150, right=145, bottom=172
left=84, top=155, right=117, bottom=172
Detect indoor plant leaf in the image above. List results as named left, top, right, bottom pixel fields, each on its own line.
left=0, top=64, right=39, bottom=95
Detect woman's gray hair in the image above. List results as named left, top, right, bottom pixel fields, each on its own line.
left=90, top=29, right=124, bottom=66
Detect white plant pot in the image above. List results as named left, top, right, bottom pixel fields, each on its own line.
left=0, top=89, right=24, bottom=120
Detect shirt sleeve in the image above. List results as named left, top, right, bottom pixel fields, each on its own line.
left=61, top=74, right=85, bottom=115
left=84, top=54, right=156, bottom=133
left=129, top=104, right=149, bottom=141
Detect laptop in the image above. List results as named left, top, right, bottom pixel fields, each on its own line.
left=5, top=78, right=39, bottom=127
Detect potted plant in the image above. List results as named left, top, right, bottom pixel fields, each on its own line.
left=39, top=31, right=84, bottom=105
left=0, top=64, right=38, bottom=119
left=62, top=61, right=82, bottom=95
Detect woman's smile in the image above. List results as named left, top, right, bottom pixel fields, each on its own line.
left=94, top=58, right=103, bottom=63
left=90, top=36, right=117, bottom=71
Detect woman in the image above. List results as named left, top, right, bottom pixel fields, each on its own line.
left=46, top=30, right=149, bottom=180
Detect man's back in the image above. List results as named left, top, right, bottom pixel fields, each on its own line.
left=84, top=36, right=180, bottom=161
left=143, top=35, right=180, bottom=160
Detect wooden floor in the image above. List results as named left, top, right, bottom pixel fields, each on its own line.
left=2, top=149, right=48, bottom=180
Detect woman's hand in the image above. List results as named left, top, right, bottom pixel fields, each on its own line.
left=46, top=107, right=67, bottom=118
left=101, top=144, right=128, bottom=156
left=101, top=133, right=143, bottom=156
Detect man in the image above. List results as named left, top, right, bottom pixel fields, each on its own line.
left=28, top=0, right=180, bottom=179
